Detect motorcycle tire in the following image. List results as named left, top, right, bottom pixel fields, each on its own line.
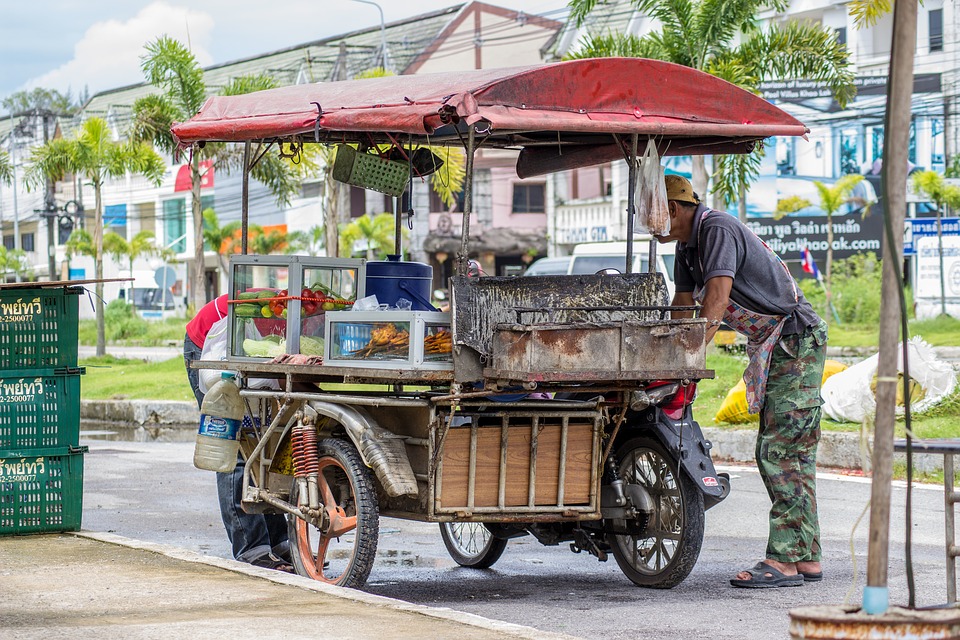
left=439, top=522, right=508, bottom=568
left=606, top=436, right=705, bottom=589
left=287, top=437, right=379, bottom=589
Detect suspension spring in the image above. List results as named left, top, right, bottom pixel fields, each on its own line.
left=291, top=424, right=319, bottom=478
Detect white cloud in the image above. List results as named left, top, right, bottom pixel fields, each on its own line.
left=23, top=2, right=215, bottom=97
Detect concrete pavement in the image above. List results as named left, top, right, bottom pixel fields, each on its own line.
left=0, top=532, right=574, bottom=640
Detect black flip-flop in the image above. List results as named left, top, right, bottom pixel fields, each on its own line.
left=250, top=552, right=295, bottom=573
left=801, top=571, right=823, bottom=582
left=730, top=561, right=805, bottom=589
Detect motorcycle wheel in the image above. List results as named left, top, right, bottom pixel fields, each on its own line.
left=288, top=438, right=379, bottom=589
left=439, top=522, right=508, bottom=568
left=607, top=436, right=704, bottom=589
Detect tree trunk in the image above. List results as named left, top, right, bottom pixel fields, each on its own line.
left=738, top=183, right=747, bottom=223
left=826, top=212, right=834, bottom=301
left=93, top=182, right=105, bottom=357
left=867, top=0, right=917, bottom=613
left=191, top=155, right=205, bottom=310
left=691, top=156, right=708, bottom=203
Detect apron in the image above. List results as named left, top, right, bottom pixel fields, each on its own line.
left=694, top=209, right=798, bottom=414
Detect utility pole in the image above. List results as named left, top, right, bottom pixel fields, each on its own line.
left=41, top=109, right=58, bottom=280
left=10, top=124, right=21, bottom=283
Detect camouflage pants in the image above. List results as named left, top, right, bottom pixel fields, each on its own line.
left=757, top=319, right=828, bottom=563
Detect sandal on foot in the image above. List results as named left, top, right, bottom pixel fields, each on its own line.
left=800, top=571, right=823, bottom=582
left=730, top=562, right=804, bottom=589
left=250, top=552, right=295, bottom=573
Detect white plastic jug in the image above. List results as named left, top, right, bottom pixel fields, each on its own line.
left=194, top=372, right=244, bottom=472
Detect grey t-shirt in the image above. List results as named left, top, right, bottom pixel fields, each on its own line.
left=674, top=204, right=821, bottom=336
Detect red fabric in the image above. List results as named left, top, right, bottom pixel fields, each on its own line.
left=171, top=58, right=808, bottom=145
left=185, top=294, right=228, bottom=347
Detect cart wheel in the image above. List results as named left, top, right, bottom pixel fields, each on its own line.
left=439, top=522, right=508, bottom=568
left=606, top=436, right=704, bottom=589
left=288, top=438, right=379, bottom=588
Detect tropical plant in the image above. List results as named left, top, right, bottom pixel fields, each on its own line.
left=24, top=117, right=165, bottom=356
left=286, top=224, right=325, bottom=256
left=202, top=208, right=241, bottom=282
left=911, top=171, right=960, bottom=316
left=566, top=0, right=855, bottom=218
left=102, top=230, right=162, bottom=314
left=0, top=246, right=32, bottom=281
left=249, top=228, right=289, bottom=256
left=774, top=174, right=873, bottom=298
left=133, top=36, right=314, bottom=311
left=2, top=87, right=84, bottom=116
left=340, top=212, right=403, bottom=259
left=0, top=150, right=12, bottom=185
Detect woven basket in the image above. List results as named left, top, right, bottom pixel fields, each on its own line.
left=332, top=145, right=410, bottom=197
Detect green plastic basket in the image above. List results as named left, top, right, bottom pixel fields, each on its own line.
left=0, top=368, right=83, bottom=450
left=0, top=287, right=81, bottom=370
left=0, top=445, right=87, bottom=535
left=332, top=145, right=410, bottom=197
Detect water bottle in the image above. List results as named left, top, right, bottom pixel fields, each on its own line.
left=194, top=372, right=244, bottom=472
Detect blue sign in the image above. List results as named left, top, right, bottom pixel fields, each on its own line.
left=68, top=268, right=86, bottom=280
left=904, top=217, right=960, bottom=256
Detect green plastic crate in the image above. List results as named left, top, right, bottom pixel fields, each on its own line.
left=0, top=445, right=87, bottom=535
left=0, top=287, right=81, bottom=370
left=0, top=368, right=83, bottom=450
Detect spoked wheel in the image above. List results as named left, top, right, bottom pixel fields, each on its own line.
left=439, top=522, right=508, bottom=568
left=607, top=436, right=704, bottom=589
left=288, top=438, right=379, bottom=588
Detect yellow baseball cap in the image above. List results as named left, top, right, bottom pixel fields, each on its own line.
left=664, top=174, right=699, bottom=204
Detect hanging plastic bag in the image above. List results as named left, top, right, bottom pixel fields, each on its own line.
left=635, top=139, right=670, bottom=236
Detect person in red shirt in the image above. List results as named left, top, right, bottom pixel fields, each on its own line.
left=183, top=295, right=292, bottom=572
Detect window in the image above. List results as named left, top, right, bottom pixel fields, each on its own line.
left=21, top=233, right=34, bottom=253
left=512, top=183, right=545, bottom=214
left=301, top=181, right=322, bottom=199
left=835, top=27, right=847, bottom=47
left=929, top=9, right=943, bottom=52
left=104, top=204, right=127, bottom=238
left=199, top=195, right=218, bottom=251
left=2, top=236, right=13, bottom=250
left=163, top=198, right=187, bottom=253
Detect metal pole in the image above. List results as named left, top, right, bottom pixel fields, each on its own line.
left=241, top=140, right=250, bottom=255
left=10, top=131, right=21, bottom=282
left=865, top=0, right=918, bottom=616
left=42, top=111, right=57, bottom=281
left=458, top=126, right=476, bottom=277
left=625, top=134, right=638, bottom=274
left=351, top=0, right=389, bottom=70
left=946, top=453, right=957, bottom=604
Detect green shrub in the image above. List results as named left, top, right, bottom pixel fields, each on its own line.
left=103, top=300, right=149, bottom=341
left=800, top=253, right=913, bottom=326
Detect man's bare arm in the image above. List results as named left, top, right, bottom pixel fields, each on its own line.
left=670, top=292, right=695, bottom=319
left=700, top=276, right=733, bottom=343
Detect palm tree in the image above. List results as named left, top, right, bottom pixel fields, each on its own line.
left=286, top=224, right=325, bottom=256
left=0, top=246, right=32, bottom=281
left=0, top=150, right=12, bottom=185
left=340, top=212, right=402, bottom=259
left=911, top=171, right=960, bottom=317
left=566, top=0, right=855, bottom=217
left=133, top=36, right=311, bottom=311
left=774, top=174, right=872, bottom=299
left=202, top=208, right=241, bottom=285
left=249, top=228, right=289, bottom=256
left=102, top=230, right=162, bottom=315
left=25, top=117, right=165, bottom=356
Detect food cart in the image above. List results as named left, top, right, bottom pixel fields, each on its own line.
left=173, top=58, right=809, bottom=589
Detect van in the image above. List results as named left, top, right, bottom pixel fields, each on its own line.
left=568, top=238, right=676, bottom=298
left=523, top=256, right=572, bottom=276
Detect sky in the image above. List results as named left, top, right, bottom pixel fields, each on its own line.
left=1, top=0, right=571, bottom=104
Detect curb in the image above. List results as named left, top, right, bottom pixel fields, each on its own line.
left=79, top=400, right=951, bottom=473
left=74, top=531, right=578, bottom=640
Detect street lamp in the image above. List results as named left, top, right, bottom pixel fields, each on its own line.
left=350, top=0, right=390, bottom=71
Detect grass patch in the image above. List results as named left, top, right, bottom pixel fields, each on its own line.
left=81, top=356, right=194, bottom=402
left=825, top=315, right=960, bottom=349
left=79, top=315, right=187, bottom=347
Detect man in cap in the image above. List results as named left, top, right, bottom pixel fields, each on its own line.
left=656, top=175, right=827, bottom=589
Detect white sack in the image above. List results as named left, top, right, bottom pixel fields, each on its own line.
left=198, top=316, right=279, bottom=394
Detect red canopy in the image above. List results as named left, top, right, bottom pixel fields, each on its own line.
left=172, top=58, right=807, bottom=150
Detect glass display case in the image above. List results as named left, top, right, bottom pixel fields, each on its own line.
left=228, top=255, right=365, bottom=360
left=323, top=311, right=453, bottom=370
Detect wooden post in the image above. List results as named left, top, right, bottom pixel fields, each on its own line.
left=241, top=140, right=250, bottom=255
left=625, top=134, right=637, bottom=274
left=865, top=0, right=918, bottom=616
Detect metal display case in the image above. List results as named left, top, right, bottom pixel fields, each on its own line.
left=323, top=310, right=452, bottom=370
left=228, top=255, right=365, bottom=360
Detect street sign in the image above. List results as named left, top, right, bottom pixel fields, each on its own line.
left=903, top=217, right=960, bottom=255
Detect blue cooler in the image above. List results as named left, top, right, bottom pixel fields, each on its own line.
left=365, top=257, right=437, bottom=311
